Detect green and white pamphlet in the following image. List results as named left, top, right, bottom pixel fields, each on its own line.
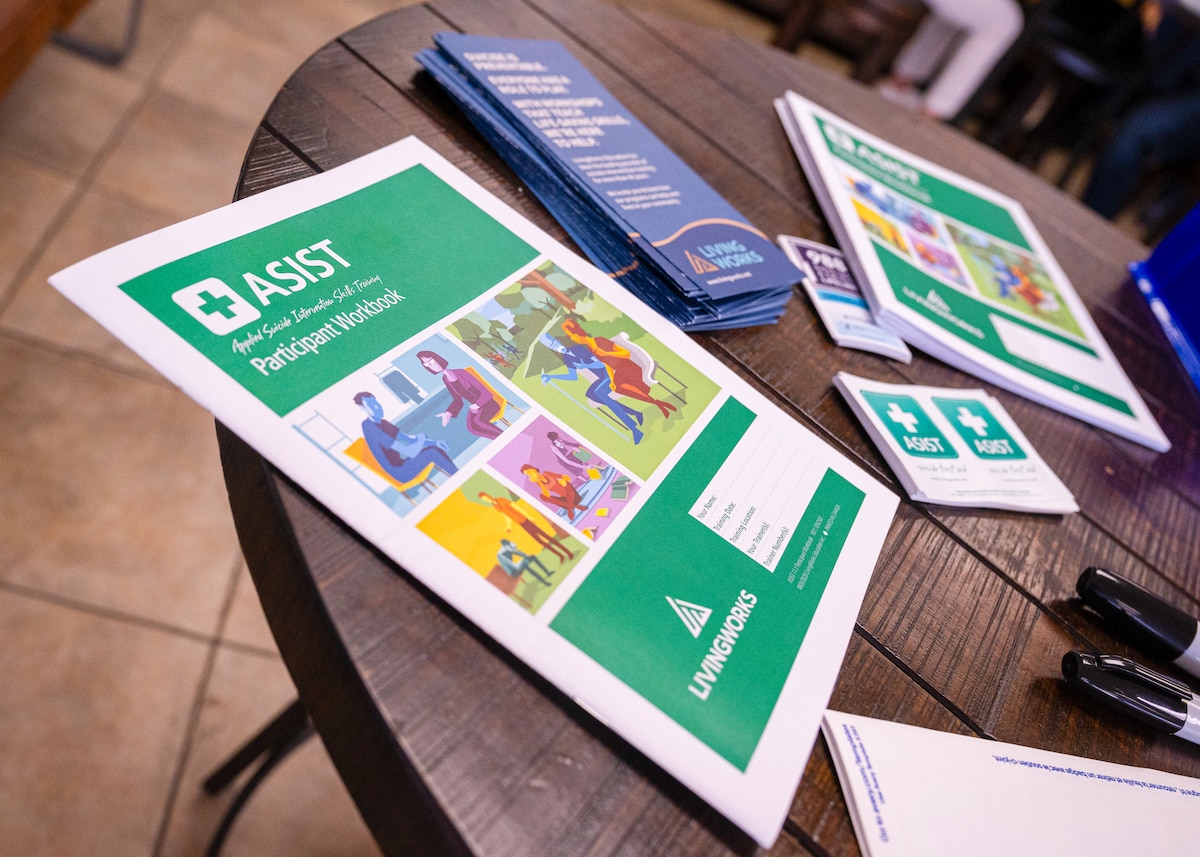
left=835, top=373, right=1078, bottom=513
left=777, top=92, right=1168, bottom=453
left=49, top=138, right=898, bottom=848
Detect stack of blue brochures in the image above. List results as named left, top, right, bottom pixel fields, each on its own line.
left=416, top=33, right=797, bottom=331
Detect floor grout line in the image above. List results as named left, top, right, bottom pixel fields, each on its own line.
left=0, top=0, right=217, bottom=323
left=150, top=551, right=246, bottom=857
left=0, top=324, right=172, bottom=387
left=0, top=575, right=228, bottom=647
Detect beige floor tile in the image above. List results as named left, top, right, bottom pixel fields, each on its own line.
left=158, top=12, right=314, bottom=128
left=0, top=45, right=141, bottom=180
left=158, top=646, right=382, bottom=857
left=0, top=588, right=209, bottom=857
left=206, top=0, right=401, bottom=60
left=0, top=335, right=240, bottom=635
left=0, top=184, right=178, bottom=372
left=0, top=153, right=76, bottom=301
left=222, top=564, right=279, bottom=654
left=64, top=0, right=206, bottom=84
left=92, top=89, right=254, bottom=221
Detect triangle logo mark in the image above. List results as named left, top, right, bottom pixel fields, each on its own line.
left=685, top=250, right=719, bottom=274
left=666, top=596, right=712, bottom=639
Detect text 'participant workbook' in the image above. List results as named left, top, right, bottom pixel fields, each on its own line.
left=49, top=137, right=898, bottom=848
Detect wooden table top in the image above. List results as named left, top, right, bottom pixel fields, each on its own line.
left=216, top=2, right=1200, bottom=855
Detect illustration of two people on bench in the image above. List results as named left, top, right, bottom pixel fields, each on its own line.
left=448, top=266, right=709, bottom=470
left=538, top=318, right=683, bottom=446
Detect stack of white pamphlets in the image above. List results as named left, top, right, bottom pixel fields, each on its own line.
left=835, top=373, right=1077, bottom=513
left=822, top=710, right=1200, bottom=856
left=777, top=91, right=1168, bottom=452
left=778, top=234, right=911, bottom=362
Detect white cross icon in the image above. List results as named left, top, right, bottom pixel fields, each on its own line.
left=886, top=401, right=920, bottom=433
left=956, top=406, right=989, bottom=437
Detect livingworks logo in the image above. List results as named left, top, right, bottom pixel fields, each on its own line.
left=686, top=240, right=764, bottom=275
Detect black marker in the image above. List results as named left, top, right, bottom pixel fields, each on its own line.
left=1076, top=566, right=1200, bottom=680
left=1062, top=651, right=1200, bottom=745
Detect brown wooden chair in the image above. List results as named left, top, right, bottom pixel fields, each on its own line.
left=1, top=0, right=142, bottom=103
left=772, top=0, right=927, bottom=83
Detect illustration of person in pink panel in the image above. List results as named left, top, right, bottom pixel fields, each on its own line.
left=417, top=349, right=505, bottom=439
left=520, top=465, right=587, bottom=515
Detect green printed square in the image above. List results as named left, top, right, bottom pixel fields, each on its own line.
left=861, top=390, right=957, bottom=459
left=933, top=397, right=1026, bottom=460
left=551, top=399, right=865, bottom=770
left=119, top=165, right=537, bottom=416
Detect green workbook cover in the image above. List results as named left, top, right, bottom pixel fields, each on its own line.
left=50, top=136, right=898, bottom=848
left=779, top=91, right=1168, bottom=452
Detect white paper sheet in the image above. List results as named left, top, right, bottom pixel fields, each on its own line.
left=822, top=710, right=1200, bottom=856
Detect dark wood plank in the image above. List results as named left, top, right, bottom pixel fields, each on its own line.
left=234, top=126, right=316, bottom=198
left=790, top=632, right=977, bottom=857
left=887, top=354, right=1200, bottom=597
left=273, top=27, right=584, bottom=247
left=226, top=5, right=1200, bottom=857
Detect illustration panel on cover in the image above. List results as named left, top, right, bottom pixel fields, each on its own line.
left=446, top=260, right=720, bottom=480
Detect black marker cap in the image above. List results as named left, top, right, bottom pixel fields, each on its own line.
left=1076, top=567, right=1197, bottom=664
left=1062, top=651, right=1188, bottom=733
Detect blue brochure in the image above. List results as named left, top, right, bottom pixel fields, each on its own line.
left=1129, top=204, right=1200, bottom=392
left=417, top=34, right=796, bottom=330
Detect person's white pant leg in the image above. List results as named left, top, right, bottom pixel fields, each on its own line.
left=920, top=0, right=1024, bottom=118
left=893, top=14, right=961, bottom=83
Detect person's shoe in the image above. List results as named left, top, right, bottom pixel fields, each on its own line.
left=878, top=79, right=922, bottom=112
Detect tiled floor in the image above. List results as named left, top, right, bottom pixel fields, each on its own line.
left=0, top=1, right=776, bottom=855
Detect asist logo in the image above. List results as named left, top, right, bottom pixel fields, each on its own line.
left=172, top=278, right=262, bottom=335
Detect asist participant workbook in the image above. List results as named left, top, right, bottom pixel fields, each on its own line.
left=49, top=137, right=897, bottom=848
left=777, top=92, right=1168, bottom=453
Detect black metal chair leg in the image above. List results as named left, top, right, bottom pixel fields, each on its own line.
left=52, top=0, right=143, bottom=66
left=202, top=699, right=315, bottom=857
